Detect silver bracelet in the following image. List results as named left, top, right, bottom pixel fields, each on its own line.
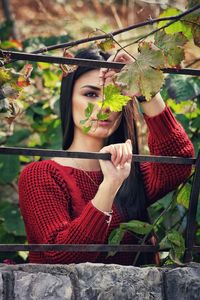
left=91, top=200, right=113, bottom=225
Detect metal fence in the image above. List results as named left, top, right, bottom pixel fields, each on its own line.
left=0, top=53, right=200, bottom=264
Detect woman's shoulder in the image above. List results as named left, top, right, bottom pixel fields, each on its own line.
left=19, top=159, right=71, bottom=183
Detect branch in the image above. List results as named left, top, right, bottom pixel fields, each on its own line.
left=1, top=50, right=200, bottom=76
left=3, top=4, right=200, bottom=57
left=32, top=4, right=200, bottom=54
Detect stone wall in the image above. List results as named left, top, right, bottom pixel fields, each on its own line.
left=0, top=262, right=200, bottom=300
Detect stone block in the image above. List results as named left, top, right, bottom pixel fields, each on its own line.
left=75, top=263, right=162, bottom=300
left=14, top=271, right=73, bottom=300
left=164, top=266, right=200, bottom=300
left=0, top=273, right=3, bottom=300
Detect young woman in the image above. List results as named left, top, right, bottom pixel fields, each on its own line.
left=18, top=48, right=194, bottom=266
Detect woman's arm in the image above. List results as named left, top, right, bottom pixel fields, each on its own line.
left=18, top=161, right=111, bottom=264
left=18, top=140, right=132, bottom=264
left=140, top=102, right=194, bottom=204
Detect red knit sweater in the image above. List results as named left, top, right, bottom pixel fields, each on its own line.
left=18, top=106, right=194, bottom=265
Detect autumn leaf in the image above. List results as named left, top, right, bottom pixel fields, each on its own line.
left=154, top=31, right=188, bottom=67
left=116, top=43, right=165, bottom=100
left=98, top=84, right=131, bottom=112
left=154, top=31, right=188, bottom=50
left=96, top=38, right=115, bottom=52
left=0, top=40, right=23, bottom=50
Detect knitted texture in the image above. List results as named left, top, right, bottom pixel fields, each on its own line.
left=18, top=106, right=194, bottom=265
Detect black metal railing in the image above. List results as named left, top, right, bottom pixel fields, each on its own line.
left=0, top=147, right=199, bottom=263
left=0, top=49, right=200, bottom=263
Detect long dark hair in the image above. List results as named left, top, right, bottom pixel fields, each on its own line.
left=60, top=48, right=148, bottom=222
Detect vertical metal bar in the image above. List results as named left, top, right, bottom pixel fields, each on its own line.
left=184, top=150, right=200, bottom=263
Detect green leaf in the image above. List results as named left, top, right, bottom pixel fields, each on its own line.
left=0, top=155, right=20, bottom=184
left=169, top=248, right=185, bottom=266
left=96, top=112, right=110, bottom=120
left=6, top=129, right=32, bottom=146
left=80, top=119, right=87, bottom=125
left=0, top=20, right=13, bottom=41
left=0, top=40, right=22, bottom=50
left=0, top=203, right=26, bottom=237
left=167, top=230, right=185, bottom=249
left=82, top=126, right=92, bottom=133
left=108, top=228, right=125, bottom=257
left=23, top=34, right=72, bottom=51
left=116, top=44, right=165, bottom=100
left=160, top=229, right=185, bottom=265
left=37, top=62, right=51, bottom=70
left=0, top=68, right=12, bottom=86
left=97, top=38, right=115, bottom=52
left=108, top=228, right=125, bottom=244
left=159, top=235, right=172, bottom=249
left=120, top=220, right=153, bottom=235
left=163, top=75, right=200, bottom=102
left=176, top=183, right=191, bottom=209
left=84, top=102, right=94, bottom=118
left=43, top=69, right=60, bottom=88
left=99, top=84, right=131, bottom=112
left=158, top=8, right=192, bottom=38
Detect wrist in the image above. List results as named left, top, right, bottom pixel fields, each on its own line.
left=140, top=93, right=166, bottom=117
left=101, top=179, right=121, bottom=195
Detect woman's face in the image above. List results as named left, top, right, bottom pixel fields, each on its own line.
left=71, top=69, right=121, bottom=139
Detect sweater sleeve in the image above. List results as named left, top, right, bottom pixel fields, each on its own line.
left=18, top=161, right=109, bottom=264
left=140, top=106, right=195, bottom=204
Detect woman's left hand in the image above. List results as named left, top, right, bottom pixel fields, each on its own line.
left=99, top=52, right=133, bottom=86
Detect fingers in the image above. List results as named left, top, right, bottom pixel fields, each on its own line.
left=99, top=53, right=133, bottom=86
left=100, top=140, right=132, bottom=168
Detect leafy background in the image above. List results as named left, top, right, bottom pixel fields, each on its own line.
left=0, top=0, right=199, bottom=264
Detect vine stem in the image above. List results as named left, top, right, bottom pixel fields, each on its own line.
left=1, top=4, right=200, bottom=59
left=29, top=4, right=200, bottom=54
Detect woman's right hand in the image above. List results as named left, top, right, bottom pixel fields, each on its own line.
left=99, top=139, right=132, bottom=189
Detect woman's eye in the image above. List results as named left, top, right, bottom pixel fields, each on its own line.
left=84, top=92, right=98, bottom=98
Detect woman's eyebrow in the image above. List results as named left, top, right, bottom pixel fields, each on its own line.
left=81, top=85, right=101, bottom=91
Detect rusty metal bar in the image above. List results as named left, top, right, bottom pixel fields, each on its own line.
left=184, top=149, right=200, bottom=263
left=0, top=146, right=196, bottom=165
left=0, top=244, right=160, bottom=252
left=1, top=50, right=200, bottom=76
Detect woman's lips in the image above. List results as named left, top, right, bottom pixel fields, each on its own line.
left=91, top=119, right=112, bottom=126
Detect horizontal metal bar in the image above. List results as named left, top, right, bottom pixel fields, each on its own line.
left=0, top=147, right=196, bottom=165
left=1, top=50, right=200, bottom=76
left=191, top=246, right=200, bottom=253
left=0, top=244, right=160, bottom=252
left=1, top=244, right=200, bottom=253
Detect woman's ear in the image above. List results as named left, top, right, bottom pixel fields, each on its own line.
left=60, top=49, right=77, bottom=77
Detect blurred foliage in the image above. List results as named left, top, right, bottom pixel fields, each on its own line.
left=0, top=1, right=200, bottom=265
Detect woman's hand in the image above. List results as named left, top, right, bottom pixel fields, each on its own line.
left=99, top=139, right=132, bottom=189
left=99, top=52, right=133, bottom=86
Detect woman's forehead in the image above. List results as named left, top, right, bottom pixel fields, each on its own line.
left=75, top=69, right=100, bottom=87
